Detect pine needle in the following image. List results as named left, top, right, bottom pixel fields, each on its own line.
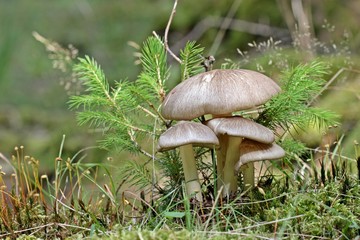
left=258, top=60, right=339, bottom=131
left=180, top=41, right=204, bottom=80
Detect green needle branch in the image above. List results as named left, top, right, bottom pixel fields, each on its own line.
left=257, top=60, right=339, bottom=132
left=69, top=37, right=169, bottom=154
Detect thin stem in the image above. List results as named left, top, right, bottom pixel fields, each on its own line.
left=127, top=130, right=157, bottom=160
left=0, top=153, right=18, bottom=195
left=131, top=90, right=169, bottom=124
left=280, top=67, right=359, bottom=141
left=179, top=144, right=203, bottom=202
left=223, top=136, right=243, bottom=198
left=121, top=118, right=153, bottom=135
left=151, top=116, right=157, bottom=205
left=209, top=0, right=243, bottom=55
left=170, top=16, right=289, bottom=55
left=309, top=68, right=360, bottom=108
left=164, top=0, right=182, bottom=63
left=137, top=105, right=157, bottom=118
left=203, top=186, right=224, bottom=231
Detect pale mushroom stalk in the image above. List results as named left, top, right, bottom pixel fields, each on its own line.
left=240, top=162, right=255, bottom=188
left=215, top=134, right=228, bottom=190
left=222, top=136, right=243, bottom=196
left=179, top=144, right=203, bottom=202
left=211, top=114, right=230, bottom=191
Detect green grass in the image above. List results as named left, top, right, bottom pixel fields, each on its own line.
left=0, top=139, right=359, bottom=239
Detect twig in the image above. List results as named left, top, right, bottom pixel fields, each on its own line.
left=203, top=186, right=223, bottom=231
left=0, top=152, right=18, bottom=195
left=123, top=190, right=161, bottom=218
left=171, top=16, right=289, bottom=55
left=204, top=230, right=331, bottom=240
left=308, top=67, right=360, bottom=106
left=0, top=223, right=55, bottom=238
left=127, top=130, right=158, bottom=160
left=57, top=223, right=92, bottom=232
left=137, top=105, right=157, bottom=118
left=311, top=148, right=356, bottom=162
left=280, top=67, right=359, bottom=141
left=233, top=214, right=305, bottom=231
left=209, top=0, right=243, bottom=55
left=151, top=115, right=158, bottom=208
left=49, top=195, right=86, bottom=216
left=198, top=230, right=273, bottom=240
left=280, top=233, right=331, bottom=240
left=163, top=0, right=182, bottom=63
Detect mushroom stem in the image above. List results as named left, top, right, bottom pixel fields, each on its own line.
left=222, top=136, right=243, bottom=197
left=240, top=162, right=255, bottom=189
left=179, top=144, right=203, bottom=202
left=215, top=135, right=228, bottom=190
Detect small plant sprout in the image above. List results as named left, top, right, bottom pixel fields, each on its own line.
left=157, top=121, right=219, bottom=202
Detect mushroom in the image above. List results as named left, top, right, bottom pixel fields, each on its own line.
left=235, top=139, right=286, bottom=186
left=157, top=121, right=219, bottom=202
left=206, top=116, right=275, bottom=197
left=162, top=69, right=281, bottom=120
left=161, top=69, right=281, bottom=196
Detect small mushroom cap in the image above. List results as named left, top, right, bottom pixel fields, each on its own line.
left=157, top=121, right=219, bottom=152
left=206, top=117, right=275, bottom=144
left=235, top=139, right=286, bottom=170
left=162, top=69, right=281, bottom=120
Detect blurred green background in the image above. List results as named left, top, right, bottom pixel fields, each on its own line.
left=1, top=0, right=360, bottom=173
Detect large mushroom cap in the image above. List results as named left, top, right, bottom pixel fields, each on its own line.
left=161, top=69, right=281, bottom=120
left=235, top=139, right=286, bottom=170
left=206, top=117, right=275, bottom=144
left=157, top=121, right=219, bottom=152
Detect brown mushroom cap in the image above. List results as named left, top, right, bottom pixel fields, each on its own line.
left=235, top=139, right=286, bottom=170
left=206, top=117, right=275, bottom=144
left=161, top=69, right=281, bottom=120
left=157, top=121, right=219, bottom=151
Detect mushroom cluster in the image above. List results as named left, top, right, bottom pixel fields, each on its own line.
left=159, top=69, right=285, bottom=200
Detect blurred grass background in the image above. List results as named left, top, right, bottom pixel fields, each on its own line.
left=1, top=0, right=360, bottom=173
